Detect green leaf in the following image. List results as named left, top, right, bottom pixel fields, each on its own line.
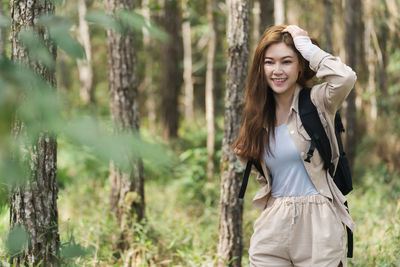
left=18, top=30, right=55, bottom=69
left=60, top=243, right=89, bottom=259
left=16, top=85, right=62, bottom=138
left=6, top=225, right=28, bottom=256
left=85, top=11, right=119, bottom=32
left=118, top=10, right=168, bottom=41
left=0, top=15, right=10, bottom=27
left=50, top=25, right=85, bottom=59
left=38, top=15, right=85, bottom=59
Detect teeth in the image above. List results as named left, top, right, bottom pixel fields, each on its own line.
left=273, top=78, right=286, bottom=82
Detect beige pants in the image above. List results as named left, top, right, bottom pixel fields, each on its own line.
left=249, top=194, right=347, bottom=267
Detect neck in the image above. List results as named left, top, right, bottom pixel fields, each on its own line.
left=274, top=86, right=296, bottom=110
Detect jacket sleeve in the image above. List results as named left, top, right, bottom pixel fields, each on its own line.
left=309, top=49, right=357, bottom=114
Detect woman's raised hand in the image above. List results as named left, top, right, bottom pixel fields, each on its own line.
left=282, top=25, right=319, bottom=61
left=234, top=147, right=241, bottom=154
left=282, top=25, right=308, bottom=38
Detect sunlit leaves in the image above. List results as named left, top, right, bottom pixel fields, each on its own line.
left=38, top=15, right=85, bottom=59
left=18, top=30, right=55, bottom=69
left=62, top=118, right=172, bottom=173
left=86, top=9, right=168, bottom=41
left=17, top=15, right=85, bottom=64
left=85, top=11, right=120, bottom=32
left=117, top=10, right=168, bottom=41
left=0, top=58, right=173, bottom=188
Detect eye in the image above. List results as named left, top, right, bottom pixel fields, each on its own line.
left=283, top=60, right=292, bottom=64
left=264, top=61, right=273, bottom=65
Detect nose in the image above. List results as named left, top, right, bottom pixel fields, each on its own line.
left=272, top=63, right=283, bottom=74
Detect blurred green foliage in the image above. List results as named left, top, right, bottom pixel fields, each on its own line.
left=86, top=9, right=167, bottom=41
left=0, top=7, right=173, bottom=263
left=5, top=225, right=28, bottom=257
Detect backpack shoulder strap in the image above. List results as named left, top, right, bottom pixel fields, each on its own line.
left=298, top=88, right=334, bottom=174
left=238, top=158, right=265, bottom=199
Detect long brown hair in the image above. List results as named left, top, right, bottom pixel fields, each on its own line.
left=232, top=25, right=319, bottom=161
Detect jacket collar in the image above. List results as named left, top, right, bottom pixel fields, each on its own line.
left=290, top=84, right=302, bottom=114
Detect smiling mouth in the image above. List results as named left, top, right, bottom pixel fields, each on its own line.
left=272, top=78, right=287, bottom=85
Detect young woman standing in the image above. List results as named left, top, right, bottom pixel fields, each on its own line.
left=233, top=25, right=356, bottom=266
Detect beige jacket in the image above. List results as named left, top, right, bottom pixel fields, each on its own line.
left=238, top=48, right=357, bottom=232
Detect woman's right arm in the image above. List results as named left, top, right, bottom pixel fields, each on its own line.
left=283, top=25, right=357, bottom=114
left=309, top=49, right=357, bottom=114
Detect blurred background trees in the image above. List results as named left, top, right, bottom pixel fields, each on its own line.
left=0, top=0, right=399, bottom=266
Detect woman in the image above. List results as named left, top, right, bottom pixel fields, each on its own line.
left=233, top=25, right=356, bottom=266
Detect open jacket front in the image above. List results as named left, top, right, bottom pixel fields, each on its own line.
left=238, top=49, right=357, bottom=232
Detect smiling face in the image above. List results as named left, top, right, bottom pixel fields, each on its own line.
left=264, top=42, right=300, bottom=97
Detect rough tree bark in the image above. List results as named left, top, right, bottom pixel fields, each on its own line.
left=161, top=0, right=182, bottom=140
left=105, top=0, right=145, bottom=253
left=206, top=0, right=216, bottom=181
left=9, top=0, right=59, bottom=265
left=77, top=0, right=95, bottom=104
left=182, top=0, right=194, bottom=123
left=344, top=0, right=362, bottom=170
left=217, top=0, right=250, bottom=266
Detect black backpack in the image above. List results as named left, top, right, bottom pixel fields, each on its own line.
left=298, top=87, right=353, bottom=196
left=238, top=87, right=353, bottom=257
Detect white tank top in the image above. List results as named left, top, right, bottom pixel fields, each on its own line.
left=264, top=123, right=319, bottom=197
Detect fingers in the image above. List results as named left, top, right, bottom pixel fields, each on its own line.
left=282, top=25, right=308, bottom=38
left=234, top=147, right=242, bottom=154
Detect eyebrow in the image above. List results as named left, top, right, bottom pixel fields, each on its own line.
left=264, top=56, right=294, bottom=60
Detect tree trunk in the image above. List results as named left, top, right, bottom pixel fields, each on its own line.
left=363, top=0, right=377, bottom=131
left=0, top=0, right=7, bottom=56
left=77, top=0, right=95, bottom=105
left=217, top=0, right=250, bottom=266
left=344, top=0, right=362, bottom=171
left=252, top=0, right=273, bottom=63
left=324, top=0, right=333, bottom=54
left=10, top=0, right=59, bottom=266
left=182, top=0, right=194, bottom=123
left=252, top=1, right=261, bottom=57
left=141, top=0, right=157, bottom=135
left=274, top=0, right=285, bottom=25
left=105, top=0, right=145, bottom=253
left=259, top=0, right=274, bottom=34
left=206, top=0, right=216, bottom=181
left=376, top=10, right=389, bottom=116
left=161, top=0, right=182, bottom=140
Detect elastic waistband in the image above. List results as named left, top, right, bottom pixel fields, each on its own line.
left=267, top=194, right=330, bottom=206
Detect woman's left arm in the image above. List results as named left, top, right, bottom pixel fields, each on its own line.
left=283, top=25, right=357, bottom=114
left=309, top=49, right=357, bottom=114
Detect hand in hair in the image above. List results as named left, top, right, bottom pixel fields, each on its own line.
left=283, top=25, right=320, bottom=61
left=282, top=25, right=308, bottom=38
left=234, top=147, right=242, bottom=154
